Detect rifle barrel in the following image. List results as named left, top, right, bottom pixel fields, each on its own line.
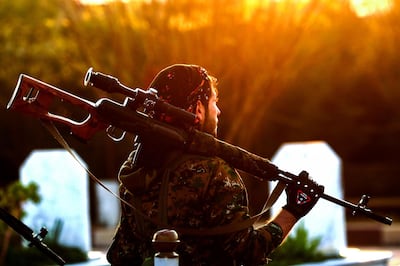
left=321, top=193, right=392, bottom=225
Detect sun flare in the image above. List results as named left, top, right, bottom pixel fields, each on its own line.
left=350, top=0, right=393, bottom=17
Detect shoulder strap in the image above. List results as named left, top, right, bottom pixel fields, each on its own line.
left=175, top=181, right=286, bottom=235
left=158, top=150, right=195, bottom=226
left=157, top=151, right=287, bottom=235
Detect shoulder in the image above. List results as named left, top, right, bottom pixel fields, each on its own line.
left=172, top=154, right=237, bottom=175
left=170, top=154, right=243, bottom=192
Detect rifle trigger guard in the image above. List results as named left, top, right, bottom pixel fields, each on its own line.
left=106, top=125, right=126, bottom=142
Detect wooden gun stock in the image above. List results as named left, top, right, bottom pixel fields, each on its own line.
left=7, top=74, right=107, bottom=140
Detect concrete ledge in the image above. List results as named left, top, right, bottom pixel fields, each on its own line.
left=66, top=248, right=393, bottom=266
left=295, top=248, right=392, bottom=266
left=66, top=251, right=110, bottom=266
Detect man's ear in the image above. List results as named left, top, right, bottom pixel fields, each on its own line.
left=195, top=100, right=205, bottom=124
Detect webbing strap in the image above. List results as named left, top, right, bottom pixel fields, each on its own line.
left=156, top=152, right=286, bottom=235
left=41, top=120, right=143, bottom=217
left=158, top=168, right=171, bottom=225
left=176, top=180, right=284, bottom=235
left=254, top=181, right=286, bottom=229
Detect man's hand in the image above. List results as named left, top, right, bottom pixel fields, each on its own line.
left=283, top=171, right=324, bottom=220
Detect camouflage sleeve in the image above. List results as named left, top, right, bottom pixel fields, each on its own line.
left=170, top=156, right=276, bottom=264
left=207, top=160, right=275, bottom=265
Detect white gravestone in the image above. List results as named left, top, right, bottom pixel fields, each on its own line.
left=95, top=180, right=120, bottom=227
left=20, top=149, right=91, bottom=252
left=270, top=141, right=346, bottom=255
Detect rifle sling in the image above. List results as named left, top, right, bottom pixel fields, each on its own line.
left=41, top=119, right=286, bottom=236
left=40, top=120, right=141, bottom=215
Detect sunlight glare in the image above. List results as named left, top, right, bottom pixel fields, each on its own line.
left=252, top=0, right=393, bottom=18
left=79, top=0, right=393, bottom=18
left=350, top=0, right=393, bottom=17
left=80, top=0, right=129, bottom=4
left=79, top=0, right=393, bottom=19
left=80, top=0, right=110, bottom=4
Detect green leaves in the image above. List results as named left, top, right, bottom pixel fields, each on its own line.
left=267, top=223, right=339, bottom=265
left=0, top=181, right=40, bottom=210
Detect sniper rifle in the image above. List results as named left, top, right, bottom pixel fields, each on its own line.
left=6, top=68, right=393, bottom=226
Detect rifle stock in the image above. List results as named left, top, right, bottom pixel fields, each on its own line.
left=7, top=74, right=107, bottom=140
left=7, top=71, right=393, bottom=226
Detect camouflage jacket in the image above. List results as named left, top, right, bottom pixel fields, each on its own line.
left=107, top=149, right=276, bottom=266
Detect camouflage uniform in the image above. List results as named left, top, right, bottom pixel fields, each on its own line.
left=107, top=148, right=277, bottom=266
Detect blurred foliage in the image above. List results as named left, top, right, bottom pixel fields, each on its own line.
left=267, top=223, right=340, bottom=265
left=0, top=181, right=40, bottom=210
left=1, top=0, right=400, bottom=213
left=0, top=180, right=40, bottom=265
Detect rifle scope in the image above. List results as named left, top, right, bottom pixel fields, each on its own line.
left=84, top=67, right=197, bottom=126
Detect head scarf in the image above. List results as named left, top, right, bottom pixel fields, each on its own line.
left=147, top=64, right=213, bottom=113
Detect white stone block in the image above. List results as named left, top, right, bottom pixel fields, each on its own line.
left=20, top=149, right=91, bottom=252
left=270, top=141, right=346, bottom=255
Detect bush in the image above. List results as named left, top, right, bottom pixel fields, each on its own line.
left=267, top=223, right=341, bottom=266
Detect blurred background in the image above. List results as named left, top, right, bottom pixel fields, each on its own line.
left=0, top=0, right=399, bottom=251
